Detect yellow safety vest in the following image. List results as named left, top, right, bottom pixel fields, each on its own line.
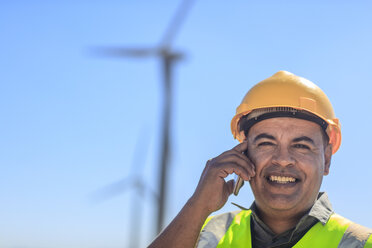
left=197, top=210, right=372, bottom=248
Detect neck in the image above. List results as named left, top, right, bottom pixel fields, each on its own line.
left=255, top=206, right=310, bottom=235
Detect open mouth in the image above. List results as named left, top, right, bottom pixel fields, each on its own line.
left=266, top=175, right=299, bottom=185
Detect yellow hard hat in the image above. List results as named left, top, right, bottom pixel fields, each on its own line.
left=231, top=71, right=341, bottom=154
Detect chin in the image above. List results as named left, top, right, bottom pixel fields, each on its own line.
left=255, top=191, right=307, bottom=213
left=266, top=195, right=299, bottom=210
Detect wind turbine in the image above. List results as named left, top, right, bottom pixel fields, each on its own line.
left=91, top=127, right=154, bottom=248
left=91, top=0, right=196, bottom=236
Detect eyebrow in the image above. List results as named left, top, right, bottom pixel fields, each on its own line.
left=253, top=133, right=276, bottom=143
left=253, top=133, right=316, bottom=145
left=293, top=136, right=315, bottom=145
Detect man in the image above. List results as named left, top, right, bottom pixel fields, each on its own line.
left=148, top=71, right=372, bottom=248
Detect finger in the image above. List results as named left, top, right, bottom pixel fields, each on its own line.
left=214, top=142, right=248, bottom=162
left=215, top=153, right=256, bottom=177
left=213, top=142, right=247, bottom=159
left=220, top=156, right=255, bottom=177
left=214, top=161, right=252, bottom=181
left=232, top=140, right=248, bottom=153
left=219, top=150, right=251, bottom=165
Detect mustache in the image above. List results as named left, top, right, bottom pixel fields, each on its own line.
left=262, top=165, right=302, bottom=179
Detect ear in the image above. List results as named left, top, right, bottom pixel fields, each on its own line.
left=323, top=144, right=332, bottom=175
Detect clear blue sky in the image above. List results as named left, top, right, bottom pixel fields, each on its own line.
left=1, top=1, right=372, bottom=247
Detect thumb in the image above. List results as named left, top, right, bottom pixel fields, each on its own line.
left=226, top=179, right=235, bottom=195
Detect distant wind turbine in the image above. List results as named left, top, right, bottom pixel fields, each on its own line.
left=90, top=127, right=154, bottom=248
left=90, top=0, right=196, bottom=236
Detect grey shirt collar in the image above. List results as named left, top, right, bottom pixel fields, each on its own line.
left=244, top=192, right=333, bottom=226
left=307, top=192, right=333, bottom=225
left=232, top=192, right=334, bottom=248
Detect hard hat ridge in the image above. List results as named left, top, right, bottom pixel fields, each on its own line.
left=239, top=107, right=329, bottom=138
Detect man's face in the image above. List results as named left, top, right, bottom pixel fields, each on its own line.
left=246, top=117, right=332, bottom=216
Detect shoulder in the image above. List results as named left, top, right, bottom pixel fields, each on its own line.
left=201, top=210, right=243, bottom=231
left=331, top=213, right=372, bottom=248
left=196, top=210, right=250, bottom=248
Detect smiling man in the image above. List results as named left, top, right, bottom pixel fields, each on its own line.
left=148, top=71, right=372, bottom=248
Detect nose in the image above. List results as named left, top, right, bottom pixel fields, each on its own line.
left=271, top=146, right=295, bottom=167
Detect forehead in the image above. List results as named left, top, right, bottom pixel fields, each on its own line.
left=247, top=117, right=324, bottom=141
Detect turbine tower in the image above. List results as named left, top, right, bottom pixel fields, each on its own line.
left=91, top=0, right=196, bottom=236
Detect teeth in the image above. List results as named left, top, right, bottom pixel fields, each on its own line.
left=269, top=175, right=296, bottom=184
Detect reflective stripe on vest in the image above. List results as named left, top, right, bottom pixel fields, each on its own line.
left=196, top=210, right=372, bottom=248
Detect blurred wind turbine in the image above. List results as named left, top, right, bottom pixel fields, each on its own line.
left=90, top=127, right=155, bottom=248
left=90, top=0, right=196, bottom=237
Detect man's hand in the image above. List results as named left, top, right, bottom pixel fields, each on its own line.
left=189, top=141, right=256, bottom=215
left=148, top=141, right=255, bottom=248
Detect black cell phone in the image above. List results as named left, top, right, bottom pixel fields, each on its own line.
left=233, top=148, right=249, bottom=196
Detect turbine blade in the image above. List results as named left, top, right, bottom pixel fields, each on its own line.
left=89, top=125, right=152, bottom=204
left=88, top=46, right=160, bottom=58
left=90, top=178, right=133, bottom=203
left=160, top=0, right=196, bottom=48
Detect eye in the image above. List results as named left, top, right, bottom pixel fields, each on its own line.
left=293, top=143, right=310, bottom=150
left=258, top=141, right=274, bottom=147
